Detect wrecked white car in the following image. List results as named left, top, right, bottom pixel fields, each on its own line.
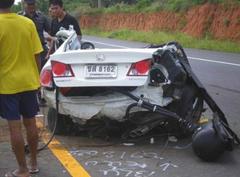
left=41, top=30, right=172, bottom=128
left=40, top=30, right=239, bottom=161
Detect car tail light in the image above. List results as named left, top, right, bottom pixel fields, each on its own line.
left=51, top=61, right=74, bottom=77
left=60, top=87, right=71, bottom=96
left=40, top=69, right=53, bottom=88
left=127, top=59, right=151, bottom=76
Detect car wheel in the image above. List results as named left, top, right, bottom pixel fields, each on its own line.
left=81, top=42, right=95, bottom=50
left=47, top=107, right=73, bottom=135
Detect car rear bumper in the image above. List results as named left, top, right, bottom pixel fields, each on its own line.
left=43, top=86, right=172, bottom=123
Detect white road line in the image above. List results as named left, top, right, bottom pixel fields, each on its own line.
left=188, top=57, right=240, bottom=67
left=87, top=40, right=240, bottom=67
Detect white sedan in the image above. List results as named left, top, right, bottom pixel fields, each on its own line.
left=40, top=29, right=201, bottom=136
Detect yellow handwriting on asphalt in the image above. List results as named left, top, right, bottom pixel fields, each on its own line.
left=44, top=138, right=91, bottom=177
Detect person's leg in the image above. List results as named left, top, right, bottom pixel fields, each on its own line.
left=22, top=118, right=38, bottom=171
left=20, top=90, right=39, bottom=172
left=7, top=120, right=30, bottom=177
left=0, top=94, right=30, bottom=177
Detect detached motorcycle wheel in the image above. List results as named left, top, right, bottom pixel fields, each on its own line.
left=47, top=107, right=73, bottom=135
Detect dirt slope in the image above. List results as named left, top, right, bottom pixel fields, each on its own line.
left=80, top=3, right=240, bottom=41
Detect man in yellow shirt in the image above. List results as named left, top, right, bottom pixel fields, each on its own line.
left=0, top=0, right=43, bottom=176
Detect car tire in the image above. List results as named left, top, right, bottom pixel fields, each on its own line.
left=81, top=42, right=95, bottom=50
left=47, top=107, right=73, bottom=135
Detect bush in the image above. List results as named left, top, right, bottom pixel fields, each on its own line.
left=136, top=0, right=154, bottom=9
left=163, top=0, right=194, bottom=12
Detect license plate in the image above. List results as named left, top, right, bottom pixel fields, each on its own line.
left=85, top=64, right=117, bottom=78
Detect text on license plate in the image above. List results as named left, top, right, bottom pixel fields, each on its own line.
left=85, top=64, right=117, bottom=78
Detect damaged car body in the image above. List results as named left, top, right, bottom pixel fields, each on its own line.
left=40, top=30, right=239, bottom=161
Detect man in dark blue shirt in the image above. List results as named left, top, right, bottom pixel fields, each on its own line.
left=19, top=0, right=51, bottom=67
left=19, top=0, right=51, bottom=106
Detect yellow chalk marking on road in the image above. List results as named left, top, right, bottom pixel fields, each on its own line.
left=36, top=117, right=91, bottom=177
left=42, top=137, right=91, bottom=177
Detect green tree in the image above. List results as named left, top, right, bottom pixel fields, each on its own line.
left=11, top=3, right=22, bottom=13
left=89, top=0, right=137, bottom=8
left=37, top=0, right=49, bottom=14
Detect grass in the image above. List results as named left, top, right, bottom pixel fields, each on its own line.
left=83, top=28, right=240, bottom=53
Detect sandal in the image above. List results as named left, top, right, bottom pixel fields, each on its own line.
left=4, top=170, right=31, bottom=177
left=29, top=168, right=39, bottom=174
left=5, top=172, right=18, bottom=177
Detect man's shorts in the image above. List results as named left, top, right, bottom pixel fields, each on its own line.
left=0, top=90, right=39, bottom=120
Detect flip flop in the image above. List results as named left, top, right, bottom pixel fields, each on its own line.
left=29, top=168, right=39, bottom=174
left=4, top=172, right=17, bottom=177
left=4, top=171, right=31, bottom=177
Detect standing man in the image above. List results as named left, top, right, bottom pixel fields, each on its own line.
left=19, top=0, right=51, bottom=68
left=49, top=0, right=82, bottom=37
left=19, top=0, right=51, bottom=106
left=0, top=0, right=42, bottom=177
left=46, top=0, right=82, bottom=58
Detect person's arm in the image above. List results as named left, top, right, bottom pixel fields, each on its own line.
left=43, top=15, right=51, bottom=34
left=71, top=15, right=82, bottom=37
left=45, top=20, right=56, bottom=60
left=45, top=37, right=56, bottom=60
left=71, top=18, right=82, bottom=44
left=35, top=54, right=41, bottom=73
left=30, top=21, right=43, bottom=70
